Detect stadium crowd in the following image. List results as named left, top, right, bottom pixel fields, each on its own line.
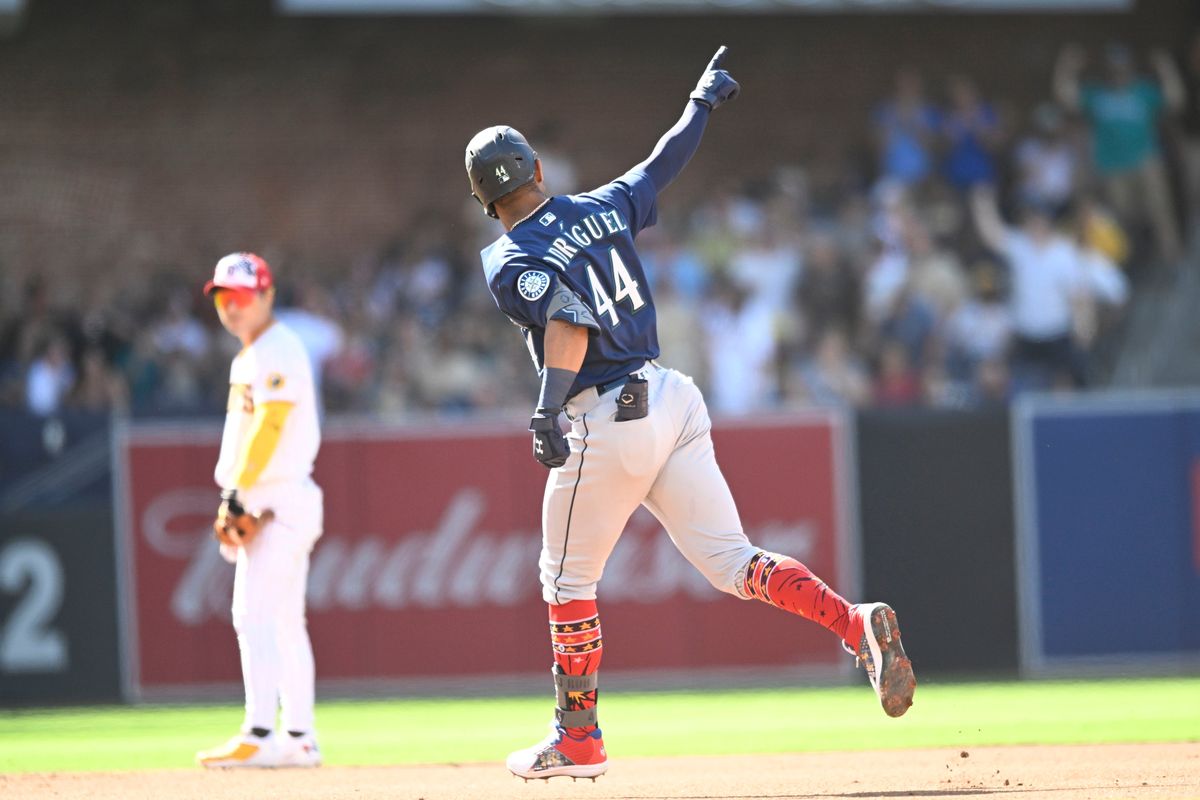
left=1, top=40, right=1196, bottom=420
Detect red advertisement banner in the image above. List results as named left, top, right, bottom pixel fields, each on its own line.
left=116, top=414, right=854, bottom=693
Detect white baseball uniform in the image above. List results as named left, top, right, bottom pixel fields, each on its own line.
left=215, top=320, right=323, bottom=735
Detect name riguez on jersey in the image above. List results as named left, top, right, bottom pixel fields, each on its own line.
left=543, top=209, right=629, bottom=269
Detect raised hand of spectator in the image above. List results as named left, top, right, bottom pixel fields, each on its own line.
left=969, top=183, right=1008, bottom=254
left=1149, top=46, right=1186, bottom=112
left=1053, top=45, right=1087, bottom=111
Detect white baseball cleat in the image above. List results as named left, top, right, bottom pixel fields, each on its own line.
left=196, top=731, right=281, bottom=768
left=848, top=602, right=916, bottom=718
left=506, top=723, right=607, bottom=781
left=278, top=732, right=322, bottom=767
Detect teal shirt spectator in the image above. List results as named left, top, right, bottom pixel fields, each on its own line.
left=1080, top=79, right=1165, bottom=174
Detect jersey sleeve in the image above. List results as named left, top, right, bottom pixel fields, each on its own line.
left=493, top=265, right=601, bottom=332
left=492, top=264, right=557, bottom=328
left=250, top=338, right=305, bottom=406
left=587, top=168, right=659, bottom=235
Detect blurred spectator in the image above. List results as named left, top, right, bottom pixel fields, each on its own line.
left=1072, top=198, right=1131, bottom=349
left=971, top=185, right=1088, bottom=387
left=728, top=222, right=803, bottom=314
left=944, top=260, right=1013, bottom=384
left=124, top=331, right=163, bottom=414
left=72, top=346, right=129, bottom=413
left=25, top=336, right=75, bottom=417
left=974, top=358, right=1012, bottom=406
left=1076, top=193, right=1130, bottom=265
left=702, top=273, right=776, bottom=415
left=1184, top=32, right=1200, bottom=227
left=151, top=291, right=209, bottom=361
left=797, top=231, right=859, bottom=348
left=409, top=328, right=490, bottom=414
left=1054, top=43, right=1186, bottom=263
left=275, top=281, right=345, bottom=402
left=942, top=76, right=1004, bottom=191
left=373, top=347, right=411, bottom=417
left=903, top=216, right=969, bottom=319
left=862, top=237, right=909, bottom=328
left=1014, top=103, right=1079, bottom=215
left=653, top=267, right=707, bottom=387
left=873, top=339, right=923, bottom=407
left=790, top=327, right=870, bottom=408
left=873, top=69, right=941, bottom=188
left=878, top=286, right=938, bottom=372
left=640, top=228, right=709, bottom=302
left=323, top=321, right=377, bottom=412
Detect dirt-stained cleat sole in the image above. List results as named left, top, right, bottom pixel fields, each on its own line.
left=858, top=602, right=916, bottom=718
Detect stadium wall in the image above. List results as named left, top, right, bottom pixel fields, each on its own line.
left=5, top=394, right=1200, bottom=703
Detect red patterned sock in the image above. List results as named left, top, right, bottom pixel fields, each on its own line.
left=549, top=599, right=602, bottom=737
left=742, top=551, right=864, bottom=649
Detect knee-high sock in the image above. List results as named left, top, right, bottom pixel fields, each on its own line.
left=742, top=551, right=864, bottom=648
left=549, top=599, right=602, bottom=736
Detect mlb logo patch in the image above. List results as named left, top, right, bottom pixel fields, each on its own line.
left=539, top=212, right=557, bottom=226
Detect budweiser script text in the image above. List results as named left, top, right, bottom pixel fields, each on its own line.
left=147, top=488, right=817, bottom=625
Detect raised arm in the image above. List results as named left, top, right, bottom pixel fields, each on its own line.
left=1150, top=47, right=1186, bottom=114
left=1053, top=44, right=1086, bottom=112
left=970, top=184, right=1010, bottom=254
left=636, top=46, right=740, bottom=192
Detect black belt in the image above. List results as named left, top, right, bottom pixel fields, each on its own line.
left=572, top=363, right=653, bottom=404
left=595, top=375, right=631, bottom=397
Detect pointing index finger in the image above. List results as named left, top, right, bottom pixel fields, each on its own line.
left=707, top=45, right=729, bottom=71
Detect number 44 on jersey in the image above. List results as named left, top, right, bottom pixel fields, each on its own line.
left=587, top=247, right=645, bottom=327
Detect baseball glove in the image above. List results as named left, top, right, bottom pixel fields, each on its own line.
left=213, top=490, right=274, bottom=548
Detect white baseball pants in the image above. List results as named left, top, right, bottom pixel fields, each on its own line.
left=232, top=481, right=322, bottom=733
left=541, top=364, right=758, bottom=605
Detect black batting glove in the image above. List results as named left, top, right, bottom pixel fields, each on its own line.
left=529, top=408, right=570, bottom=470
left=690, top=45, right=740, bottom=111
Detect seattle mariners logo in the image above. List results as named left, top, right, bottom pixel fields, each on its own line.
left=495, top=165, right=510, bottom=183
left=517, top=270, right=551, bottom=301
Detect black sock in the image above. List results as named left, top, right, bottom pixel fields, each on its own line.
left=288, top=730, right=306, bottom=738
left=249, top=727, right=271, bottom=738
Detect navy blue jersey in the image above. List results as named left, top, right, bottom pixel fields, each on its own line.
left=482, top=168, right=660, bottom=397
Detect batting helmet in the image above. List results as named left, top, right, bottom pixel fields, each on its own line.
left=465, top=126, right=538, bottom=219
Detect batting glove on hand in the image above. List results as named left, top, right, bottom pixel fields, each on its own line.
left=690, top=45, right=740, bottom=111
left=530, top=409, right=570, bottom=469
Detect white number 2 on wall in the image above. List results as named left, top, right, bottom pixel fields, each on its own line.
left=0, top=538, right=68, bottom=674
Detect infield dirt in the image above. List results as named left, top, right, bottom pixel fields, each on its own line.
left=2, top=743, right=1197, bottom=799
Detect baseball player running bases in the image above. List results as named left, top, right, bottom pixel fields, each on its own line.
left=195, top=253, right=324, bottom=769
left=466, top=47, right=916, bottom=782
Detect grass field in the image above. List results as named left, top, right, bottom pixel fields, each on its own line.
left=2, top=677, right=1197, bottom=773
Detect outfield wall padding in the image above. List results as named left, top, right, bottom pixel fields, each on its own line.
left=856, top=409, right=1018, bottom=675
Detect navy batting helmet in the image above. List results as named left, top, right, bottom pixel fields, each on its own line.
left=465, top=126, right=538, bottom=219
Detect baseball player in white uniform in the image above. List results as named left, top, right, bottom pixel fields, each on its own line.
left=466, top=48, right=916, bottom=781
left=195, top=252, right=324, bottom=769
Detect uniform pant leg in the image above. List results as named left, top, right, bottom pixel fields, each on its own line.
left=542, top=374, right=675, bottom=605
left=642, top=372, right=758, bottom=597
left=1139, top=156, right=1182, bottom=263
left=231, top=519, right=315, bottom=732
left=276, top=527, right=319, bottom=734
